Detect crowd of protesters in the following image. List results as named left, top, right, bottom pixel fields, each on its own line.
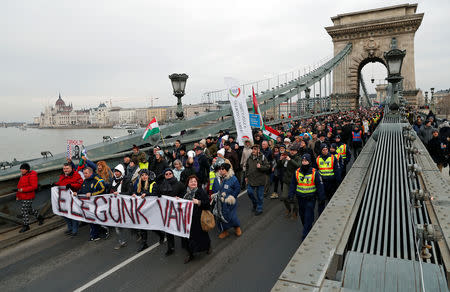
left=409, top=110, right=450, bottom=173
left=15, top=107, right=394, bottom=263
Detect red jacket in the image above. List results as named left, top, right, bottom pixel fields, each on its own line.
left=55, top=171, right=83, bottom=191
left=17, top=170, right=38, bottom=200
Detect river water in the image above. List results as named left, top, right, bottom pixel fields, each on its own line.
left=0, top=127, right=130, bottom=162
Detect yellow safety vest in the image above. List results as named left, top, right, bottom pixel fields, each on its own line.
left=139, top=162, right=149, bottom=170
left=316, top=156, right=334, bottom=177
left=209, top=171, right=216, bottom=191
left=295, top=168, right=317, bottom=195
left=336, top=144, right=347, bottom=160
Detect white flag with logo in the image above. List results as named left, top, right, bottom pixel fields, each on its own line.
left=224, top=77, right=254, bottom=145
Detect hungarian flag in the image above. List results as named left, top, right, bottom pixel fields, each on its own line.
left=142, top=117, right=160, bottom=140
left=263, top=124, right=280, bottom=140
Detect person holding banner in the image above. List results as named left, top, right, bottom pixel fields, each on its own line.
left=111, top=164, right=129, bottom=250
left=154, top=168, right=185, bottom=256
left=212, top=163, right=242, bottom=239
left=131, top=169, right=164, bottom=252
left=54, top=162, right=83, bottom=236
left=182, top=175, right=211, bottom=264
left=73, top=167, right=106, bottom=241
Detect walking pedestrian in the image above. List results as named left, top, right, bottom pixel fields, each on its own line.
left=245, top=144, right=270, bottom=215
left=16, top=163, right=44, bottom=233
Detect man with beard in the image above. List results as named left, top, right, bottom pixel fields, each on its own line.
left=289, top=154, right=324, bottom=240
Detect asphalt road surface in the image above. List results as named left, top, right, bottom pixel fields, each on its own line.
left=0, top=189, right=304, bottom=292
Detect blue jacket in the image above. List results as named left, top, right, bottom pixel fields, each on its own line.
left=79, top=173, right=106, bottom=196
left=212, top=170, right=241, bottom=230
left=288, top=166, right=325, bottom=201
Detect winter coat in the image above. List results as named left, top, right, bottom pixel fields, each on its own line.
left=278, top=153, right=302, bottom=185
left=240, top=141, right=253, bottom=171
left=245, top=153, right=270, bottom=186
left=150, top=158, right=169, bottom=178
left=288, top=166, right=325, bottom=201
left=79, top=173, right=106, bottom=196
left=195, top=153, right=210, bottom=184
left=16, top=170, right=38, bottom=200
left=212, top=169, right=241, bottom=230
left=224, top=149, right=239, bottom=171
left=55, top=171, right=83, bottom=192
left=154, top=177, right=185, bottom=197
left=183, top=187, right=211, bottom=253
left=418, top=125, right=434, bottom=146
left=121, top=165, right=140, bottom=195
left=427, top=137, right=446, bottom=164
left=207, top=142, right=218, bottom=158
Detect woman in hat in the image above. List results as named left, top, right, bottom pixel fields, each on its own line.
left=212, top=163, right=242, bottom=238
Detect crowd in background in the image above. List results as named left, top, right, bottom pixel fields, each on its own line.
left=15, top=107, right=398, bottom=263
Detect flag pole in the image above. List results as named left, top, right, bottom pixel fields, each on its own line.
left=159, top=131, right=167, bottom=147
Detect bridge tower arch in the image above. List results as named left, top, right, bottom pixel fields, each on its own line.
left=326, top=4, right=423, bottom=109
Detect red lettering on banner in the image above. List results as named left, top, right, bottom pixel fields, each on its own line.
left=121, top=197, right=135, bottom=224
left=58, top=190, right=68, bottom=214
left=108, top=197, right=122, bottom=223
left=167, top=201, right=180, bottom=231
left=157, top=199, right=169, bottom=226
left=70, top=196, right=83, bottom=218
left=135, top=199, right=148, bottom=224
left=94, top=196, right=107, bottom=222
left=178, top=202, right=187, bottom=233
left=80, top=197, right=95, bottom=221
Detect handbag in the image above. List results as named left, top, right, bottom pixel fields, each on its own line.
left=201, top=210, right=216, bottom=231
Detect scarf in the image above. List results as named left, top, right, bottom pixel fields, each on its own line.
left=183, top=187, right=197, bottom=200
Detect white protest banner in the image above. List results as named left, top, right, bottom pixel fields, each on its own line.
left=224, top=77, right=254, bottom=146
left=51, top=188, right=194, bottom=238
left=67, top=140, right=84, bottom=159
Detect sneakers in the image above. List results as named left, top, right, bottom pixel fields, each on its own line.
left=114, top=242, right=127, bottom=250
left=234, top=227, right=242, bottom=237
left=19, top=225, right=30, bottom=233
left=270, top=192, right=279, bottom=199
left=218, top=230, right=229, bottom=239
left=89, top=237, right=101, bottom=242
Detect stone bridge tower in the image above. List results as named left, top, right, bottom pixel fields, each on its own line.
left=326, top=4, right=423, bottom=108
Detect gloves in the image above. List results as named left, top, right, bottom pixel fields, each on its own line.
left=66, top=184, right=72, bottom=190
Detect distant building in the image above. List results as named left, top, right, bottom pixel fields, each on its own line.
left=167, top=103, right=220, bottom=119
left=38, top=94, right=105, bottom=128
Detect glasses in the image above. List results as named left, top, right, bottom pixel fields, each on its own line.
left=165, top=172, right=173, bottom=176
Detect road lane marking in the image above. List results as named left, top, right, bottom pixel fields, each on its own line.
left=74, top=190, right=247, bottom=291
left=74, top=241, right=162, bottom=292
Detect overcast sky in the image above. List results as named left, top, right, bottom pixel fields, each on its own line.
left=1, top=0, right=448, bottom=122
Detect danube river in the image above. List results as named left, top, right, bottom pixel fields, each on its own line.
left=0, top=127, right=130, bottom=162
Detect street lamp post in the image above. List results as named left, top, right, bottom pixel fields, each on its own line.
left=169, top=73, right=189, bottom=120
left=384, top=38, right=406, bottom=111
left=424, top=91, right=429, bottom=107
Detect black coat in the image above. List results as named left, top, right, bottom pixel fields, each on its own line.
left=150, top=159, right=169, bottom=178
left=180, top=166, right=196, bottom=185
left=196, top=153, right=210, bottom=185
left=155, top=177, right=184, bottom=197
left=427, top=137, right=445, bottom=164
left=183, top=188, right=211, bottom=253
